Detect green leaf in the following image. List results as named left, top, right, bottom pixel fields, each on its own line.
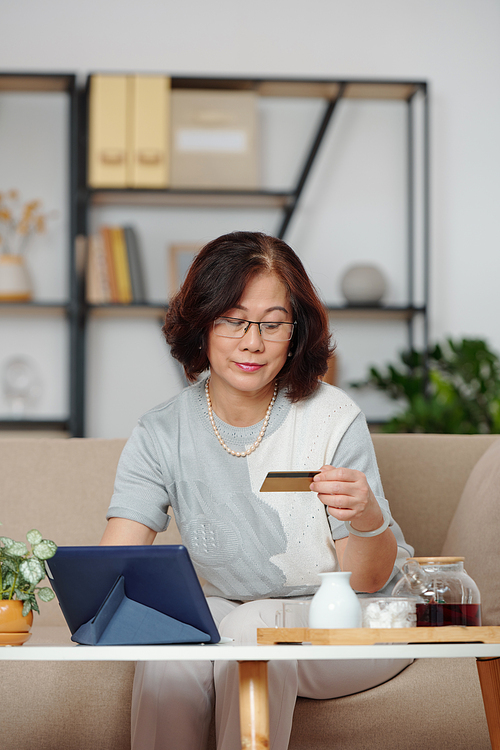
left=32, top=540, right=57, bottom=560
left=356, top=336, right=500, bottom=434
left=37, top=587, right=55, bottom=602
left=26, top=529, right=43, bottom=546
left=15, top=590, right=31, bottom=601
left=3, top=541, right=28, bottom=558
left=19, top=558, right=45, bottom=585
left=22, top=599, right=32, bottom=617
left=2, top=570, right=15, bottom=589
left=0, top=536, right=15, bottom=549
left=1, top=558, right=17, bottom=574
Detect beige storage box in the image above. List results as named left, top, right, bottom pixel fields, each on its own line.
left=170, top=89, right=259, bottom=189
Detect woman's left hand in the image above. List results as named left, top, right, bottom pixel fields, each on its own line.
left=311, top=466, right=397, bottom=592
left=310, top=465, right=385, bottom=533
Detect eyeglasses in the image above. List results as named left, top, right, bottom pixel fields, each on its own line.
left=213, top=317, right=296, bottom=342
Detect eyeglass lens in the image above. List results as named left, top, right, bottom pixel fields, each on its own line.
left=213, top=317, right=294, bottom=341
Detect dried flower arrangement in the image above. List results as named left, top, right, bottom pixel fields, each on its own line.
left=0, top=190, right=55, bottom=256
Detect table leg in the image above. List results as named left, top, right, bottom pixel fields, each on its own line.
left=238, top=661, right=270, bottom=750
left=476, top=657, right=500, bottom=749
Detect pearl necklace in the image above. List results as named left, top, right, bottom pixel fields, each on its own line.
left=205, top=378, right=278, bottom=457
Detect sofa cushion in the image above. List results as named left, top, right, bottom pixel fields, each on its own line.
left=441, top=437, right=500, bottom=625
left=0, top=660, right=134, bottom=750
left=289, top=659, right=490, bottom=750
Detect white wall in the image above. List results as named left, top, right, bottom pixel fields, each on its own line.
left=1, top=0, right=499, bottom=436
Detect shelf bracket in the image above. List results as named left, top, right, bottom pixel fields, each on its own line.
left=277, top=83, right=346, bottom=239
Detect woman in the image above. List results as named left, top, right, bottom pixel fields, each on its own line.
left=101, top=231, right=413, bottom=750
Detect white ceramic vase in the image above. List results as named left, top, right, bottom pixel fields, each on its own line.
left=0, top=254, right=32, bottom=302
left=340, top=264, right=386, bottom=305
left=308, top=571, right=362, bottom=628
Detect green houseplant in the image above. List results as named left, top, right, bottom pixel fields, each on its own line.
left=352, top=338, right=500, bottom=434
left=0, top=526, right=57, bottom=616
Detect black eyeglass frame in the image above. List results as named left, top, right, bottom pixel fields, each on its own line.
left=213, top=317, right=297, bottom=342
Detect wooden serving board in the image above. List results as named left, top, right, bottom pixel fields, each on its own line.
left=257, top=626, right=500, bottom=645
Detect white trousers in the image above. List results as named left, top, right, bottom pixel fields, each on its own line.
left=131, top=597, right=412, bottom=750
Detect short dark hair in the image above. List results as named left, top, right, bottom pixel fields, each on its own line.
left=163, top=231, right=334, bottom=401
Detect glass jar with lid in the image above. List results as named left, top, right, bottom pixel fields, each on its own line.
left=391, top=556, right=481, bottom=627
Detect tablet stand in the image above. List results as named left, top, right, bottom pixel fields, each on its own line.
left=72, top=575, right=211, bottom=645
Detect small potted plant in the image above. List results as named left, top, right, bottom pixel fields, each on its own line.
left=0, top=524, right=57, bottom=646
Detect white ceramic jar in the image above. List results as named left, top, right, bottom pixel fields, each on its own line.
left=0, top=254, right=32, bottom=302
left=340, top=264, right=386, bottom=305
left=308, top=571, right=362, bottom=628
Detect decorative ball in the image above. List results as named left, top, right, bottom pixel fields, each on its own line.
left=340, top=264, right=387, bottom=305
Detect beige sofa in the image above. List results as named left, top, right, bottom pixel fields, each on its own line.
left=1, top=434, right=499, bottom=750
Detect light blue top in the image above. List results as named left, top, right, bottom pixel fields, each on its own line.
left=108, top=379, right=413, bottom=600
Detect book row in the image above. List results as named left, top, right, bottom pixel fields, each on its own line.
left=86, top=226, right=146, bottom=305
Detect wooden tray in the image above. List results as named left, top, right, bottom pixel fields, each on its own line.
left=257, top=626, right=500, bottom=645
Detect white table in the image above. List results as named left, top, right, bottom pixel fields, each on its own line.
left=2, top=630, right=500, bottom=750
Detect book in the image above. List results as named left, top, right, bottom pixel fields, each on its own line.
left=109, top=227, right=133, bottom=303
left=95, top=233, right=112, bottom=303
left=85, top=235, right=100, bottom=304
left=123, top=226, right=146, bottom=303
left=86, top=234, right=112, bottom=304
left=100, top=227, right=120, bottom=303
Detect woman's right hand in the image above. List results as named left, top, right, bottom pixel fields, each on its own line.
left=100, top=517, right=157, bottom=546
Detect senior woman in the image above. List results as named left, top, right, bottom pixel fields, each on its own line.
left=101, top=231, right=413, bottom=750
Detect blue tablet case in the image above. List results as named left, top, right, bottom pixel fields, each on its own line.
left=46, top=545, right=220, bottom=646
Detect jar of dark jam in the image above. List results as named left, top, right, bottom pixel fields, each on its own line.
left=391, top=557, right=481, bottom=627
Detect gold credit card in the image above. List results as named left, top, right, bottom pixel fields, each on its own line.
left=259, top=471, right=320, bottom=493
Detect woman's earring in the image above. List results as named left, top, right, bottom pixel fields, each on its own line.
left=287, top=351, right=292, bottom=358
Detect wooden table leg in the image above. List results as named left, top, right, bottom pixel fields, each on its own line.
left=477, top=657, right=500, bottom=750
left=238, top=661, right=270, bottom=750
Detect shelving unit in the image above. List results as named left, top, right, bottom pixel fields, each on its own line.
left=86, top=303, right=167, bottom=320
left=1, top=73, right=429, bottom=436
left=0, top=72, right=78, bottom=435
left=83, top=76, right=427, bottom=238
left=0, top=302, right=70, bottom=316
left=79, top=75, right=429, bottom=435
left=324, top=304, right=426, bottom=322
left=88, top=188, right=293, bottom=210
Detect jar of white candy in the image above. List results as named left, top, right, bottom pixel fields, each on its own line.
left=360, top=596, right=418, bottom=628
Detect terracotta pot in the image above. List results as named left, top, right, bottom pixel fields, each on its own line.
left=0, top=599, right=34, bottom=646
left=0, top=254, right=33, bottom=302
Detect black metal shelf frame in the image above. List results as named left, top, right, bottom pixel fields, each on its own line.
left=78, top=76, right=430, bottom=437
left=0, top=73, right=79, bottom=435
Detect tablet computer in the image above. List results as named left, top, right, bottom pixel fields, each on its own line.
left=46, top=545, right=220, bottom=644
